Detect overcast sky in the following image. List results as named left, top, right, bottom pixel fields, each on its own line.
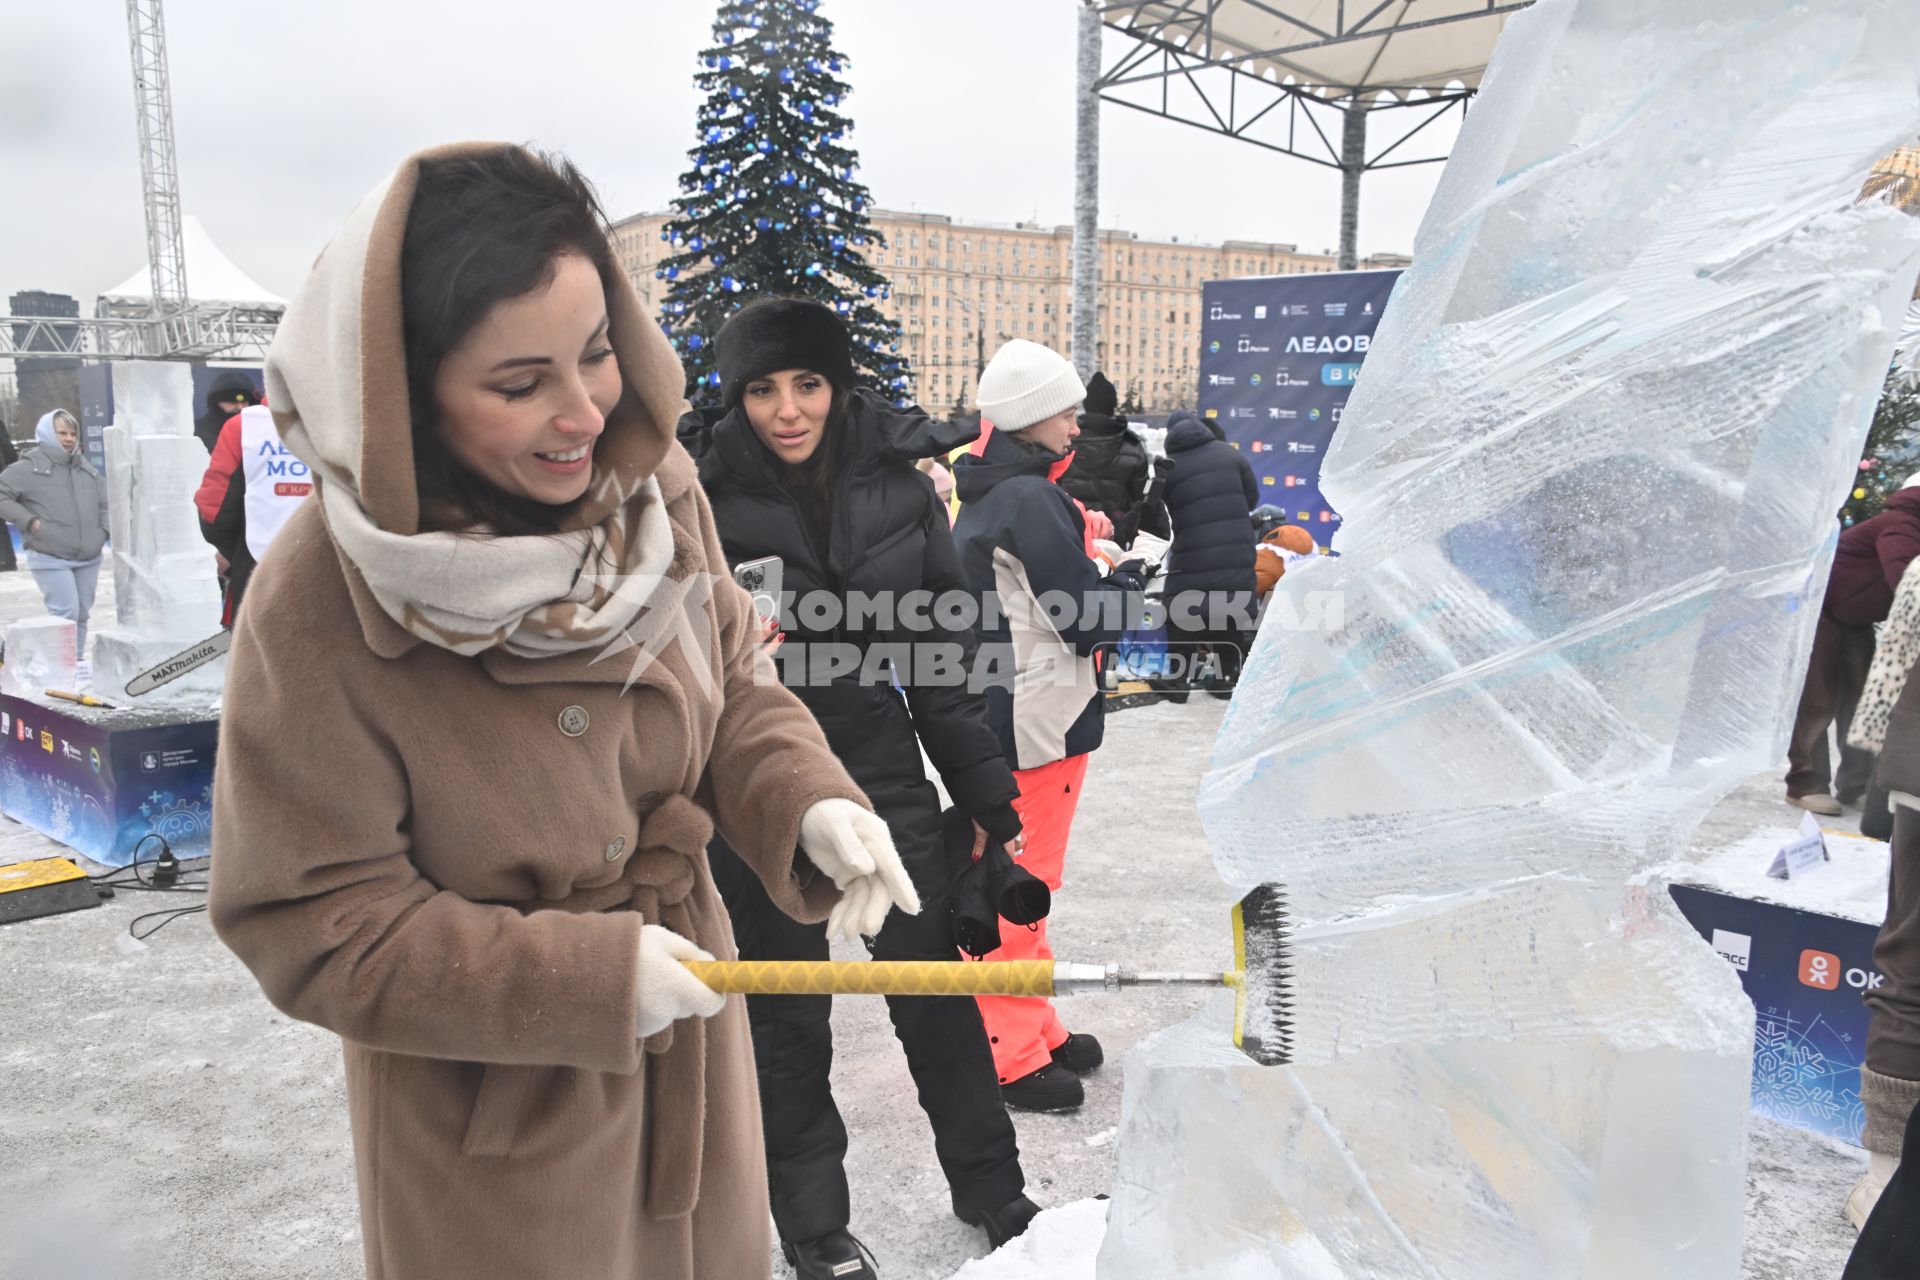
left=0, top=0, right=1453, bottom=307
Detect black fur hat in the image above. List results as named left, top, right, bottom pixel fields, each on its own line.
left=714, top=298, right=855, bottom=411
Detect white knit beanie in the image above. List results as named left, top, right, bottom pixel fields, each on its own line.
left=976, top=339, right=1085, bottom=432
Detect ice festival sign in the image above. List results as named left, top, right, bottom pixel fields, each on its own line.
left=1196, top=268, right=1399, bottom=546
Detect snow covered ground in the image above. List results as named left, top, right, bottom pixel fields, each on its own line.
left=0, top=559, right=1879, bottom=1277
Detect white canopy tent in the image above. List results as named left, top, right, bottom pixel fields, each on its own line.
left=97, top=215, right=285, bottom=313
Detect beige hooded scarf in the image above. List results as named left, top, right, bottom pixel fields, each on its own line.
left=210, top=142, right=864, bottom=1280
left=267, top=142, right=692, bottom=659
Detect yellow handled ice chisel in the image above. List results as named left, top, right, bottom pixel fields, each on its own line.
left=684, top=882, right=1294, bottom=1066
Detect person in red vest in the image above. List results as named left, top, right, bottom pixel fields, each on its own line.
left=194, top=401, right=313, bottom=626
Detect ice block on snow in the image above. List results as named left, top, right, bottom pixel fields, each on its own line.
left=1, top=617, right=77, bottom=701
left=1099, top=0, right=1920, bottom=1277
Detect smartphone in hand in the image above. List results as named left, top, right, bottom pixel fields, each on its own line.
left=733, top=555, right=784, bottom=625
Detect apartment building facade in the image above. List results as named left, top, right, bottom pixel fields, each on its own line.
left=611, top=208, right=1407, bottom=412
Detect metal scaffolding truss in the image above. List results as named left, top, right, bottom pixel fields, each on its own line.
left=1095, top=1, right=1526, bottom=170
left=2, top=310, right=280, bottom=362
left=125, top=0, right=189, bottom=316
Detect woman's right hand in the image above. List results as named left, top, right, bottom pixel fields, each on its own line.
left=634, top=923, right=727, bottom=1039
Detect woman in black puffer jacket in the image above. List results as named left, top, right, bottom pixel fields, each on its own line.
left=680, top=299, right=1038, bottom=1277
left=1160, top=410, right=1260, bottom=691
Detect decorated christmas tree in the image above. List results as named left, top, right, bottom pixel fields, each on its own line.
left=655, top=0, right=907, bottom=402
left=1842, top=369, right=1920, bottom=526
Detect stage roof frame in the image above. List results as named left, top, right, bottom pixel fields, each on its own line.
left=1095, top=0, right=1529, bottom=172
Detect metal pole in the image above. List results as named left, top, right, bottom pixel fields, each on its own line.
left=1071, top=0, right=1101, bottom=377
left=1338, top=103, right=1365, bottom=271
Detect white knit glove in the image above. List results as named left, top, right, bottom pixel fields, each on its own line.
left=634, top=924, right=727, bottom=1039
left=799, top=798, right=922, bottom=941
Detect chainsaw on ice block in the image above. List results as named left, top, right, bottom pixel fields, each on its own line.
left=684, top=882, right=1295, bottom=1066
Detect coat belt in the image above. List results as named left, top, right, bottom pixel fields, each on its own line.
left=513, top=792, right=717, bottom=1219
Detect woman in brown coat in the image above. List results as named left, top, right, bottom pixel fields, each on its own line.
left=208, top=143, right=918, bottom=1280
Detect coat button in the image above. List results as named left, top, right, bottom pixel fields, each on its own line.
left=605, top=836, right=626, bottom=862
left=558, top=705, right=590, bottom=737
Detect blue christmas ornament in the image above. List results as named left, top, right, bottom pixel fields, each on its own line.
left=798, top=101, right=814, bottom=118
left=744, top=112, right=758, bottom=127
left=804, top=262, right=822, bottom=276
left=702, top=179, right=715, bottom=192
left=704, top=55, right=718, bottom=68
left=660, top=229, right=670, bottom=241
left=705, top=127, right=723, bottom=144
left=864, top=286, right=878, bottom=297
left=720, top=275, right=737, bottom=291
left=689, top=237, right=705, bottom=252
left=779, top=170, right=796, bottom=186
left=780, top=68, right=794, bottom=83
left=775, top=221, right=789, bottom=232
left=654, top=269, right=664, bottom=279
left=719, top=55, right=732, bottom=70
left=688, top=334, right=704, bottom=350
left=829, top=59, right=842, bottom=72
left=708, top=372, right=722, bottom=386
left=835, top=300, right=850, bottom=313
left=665, top=267, right=679, bottom=280
left=831, top=235, right=845, bottom=249
left=712, top=253, right=727, bottom=266
left=755, top=216, right=771, bottom=230
left=826, top=94, right=840, bottom=106
left=729, top=84, right=744, bottom=100
left=757, top=138, right=774, bottom=153
left=807, top=58, right=821, bottom=72
left=719, top=30, right=734, bottom=44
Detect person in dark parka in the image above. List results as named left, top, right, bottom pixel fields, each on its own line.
left=1159, top=410, right=1260, bottom=690
left=193, top=370, right=258, bottom=454
left=1788, top=481, right=1920, bottom=820
left=1059, top=371, right=1164, bottom=547
left=683, top=299, right=1039, bottom=1278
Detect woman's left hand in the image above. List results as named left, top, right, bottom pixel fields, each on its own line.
left=757, top=613, right=784, bottom=655
left=799, top=798, right=921, bottom=940
left=1086, top=510, right=1115, bottom=541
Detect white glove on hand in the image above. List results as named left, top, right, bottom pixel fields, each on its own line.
left=634, top=923, right=727, bottom=1039
left=799, top=798, right=922, bottom=941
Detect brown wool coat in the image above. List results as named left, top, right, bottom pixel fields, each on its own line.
left=209, top=143, right=864, bottom=1280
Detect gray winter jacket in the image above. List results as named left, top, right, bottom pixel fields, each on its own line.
left=0, top=412, right=109, bottom=562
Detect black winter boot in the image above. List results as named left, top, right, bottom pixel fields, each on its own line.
left=781, top=1229, right=877, bottom=1279
left=1050, top=1032, right=1105, bottom=1075
left=1000, top=1062, right=1083, bottom=1112
left=956, top=1193, right=1041, bottom=1249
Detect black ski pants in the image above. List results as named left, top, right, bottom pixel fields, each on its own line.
left=708, top=778, right=1023, bottom=1245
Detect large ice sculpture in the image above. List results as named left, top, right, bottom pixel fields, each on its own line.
left=95, top=361, right=224, bottom=699
left=1100, top=1, right=1920, bottom=1276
